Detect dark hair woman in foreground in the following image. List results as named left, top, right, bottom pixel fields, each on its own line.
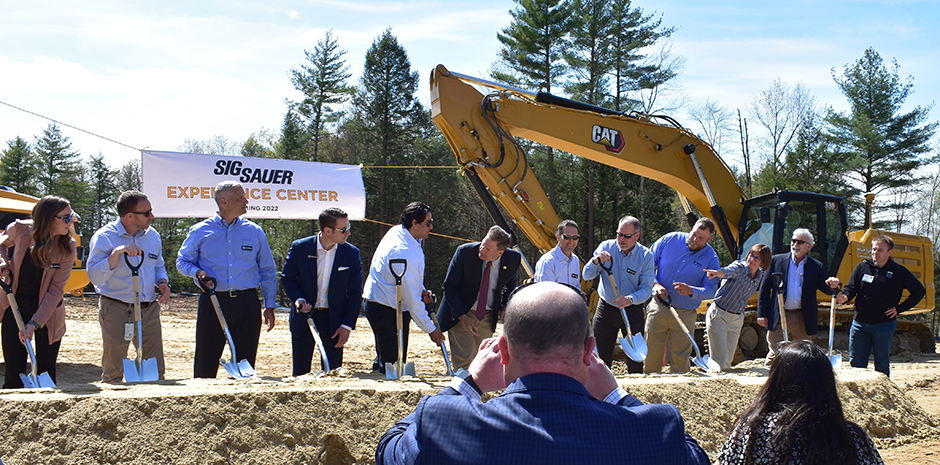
left=717, top=340, right=883, bottom=464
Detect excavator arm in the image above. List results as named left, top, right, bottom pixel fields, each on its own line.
left=429, top=64, right=745, bottom=255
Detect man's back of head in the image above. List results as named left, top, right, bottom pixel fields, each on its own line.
left=503, top=282, right=591, bottom=378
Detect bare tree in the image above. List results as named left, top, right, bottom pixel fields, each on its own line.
left=631, top=40, right=687, bottom=114
left=748, top=79, right=815, bottom=169
left=687, top=97, right=735, bottom=156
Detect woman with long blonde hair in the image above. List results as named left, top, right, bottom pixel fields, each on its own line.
left=0, top=195, right=77, bottom=388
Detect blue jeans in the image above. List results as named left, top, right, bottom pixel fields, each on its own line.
left=849, top=319, right=897, bottom=377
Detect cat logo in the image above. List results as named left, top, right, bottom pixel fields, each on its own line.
left=591, top=125, right=625, bottom=153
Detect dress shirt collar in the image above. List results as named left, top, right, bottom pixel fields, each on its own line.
left=212, top=213, right=242, bottom=228
left=316, top=234, right=335, bottom=252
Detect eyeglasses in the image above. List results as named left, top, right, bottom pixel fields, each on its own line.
left=616, top=232, right=636, bottom=239
left=562, top=234, right=580, bottom=241
left=55, top=212, right=77, bottom=223
left=791, top=239, right=809, bottom=245
left=131, top=209, right=153, bottom=217
left=423, top=219, right=434, bottom=226
left=333, top=225, right=351, bottom=234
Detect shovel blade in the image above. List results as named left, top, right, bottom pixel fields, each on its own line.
left=236, top=359, right=256, bottom=377
left=618, top=333, right=648, bottom=362
left=19, top=371, right=55, bottom=389
left=830, top=354, right=842, bottom=370
left=123, top=357, right=160, bottom=382
left=220, top=359, right=252, bottom=379
left=385, top=361, right=415, bottom=380
left=692, top=355, right=721, bottom=372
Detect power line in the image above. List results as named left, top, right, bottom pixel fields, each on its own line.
left=0, top=99, right=142, bottom=152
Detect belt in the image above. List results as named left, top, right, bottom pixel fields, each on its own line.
left=217, top=288, right=256, bottom=298
left=785, top=308, right=801, bottom=313
left=102, top=294, right=155, bottom=309
left=314, top=307, right=329, bottom=311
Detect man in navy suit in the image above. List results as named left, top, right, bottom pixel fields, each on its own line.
left=377, top=282, right=709, bottom=465
left=282, top=208, right=362, bottom=375
left=757, top=228, right=840, bottom=364
left=436, top=226, right=520, bottom=371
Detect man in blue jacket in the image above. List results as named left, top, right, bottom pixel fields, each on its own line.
left=281, top=208, right=362, bottom=374
left=376, top=282, right=709, bottom=465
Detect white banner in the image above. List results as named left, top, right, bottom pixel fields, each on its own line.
left=141, top=150, right=366, bottom=220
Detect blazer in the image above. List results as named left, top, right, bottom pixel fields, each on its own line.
left=0, top=220, right=77, bottom=343
left=376, top=372, right=709, bottom=465
left=281, top=234, right=363, bottom=332
left=436, top=242, right=520, bottom=333
left=757, top=252, right=834, bottom=336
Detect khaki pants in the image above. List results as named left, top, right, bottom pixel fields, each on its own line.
left=766, top=310, right=811, bottom=365
left=448, top=309, right=498, bottom=371
left=705, top=302, right=744, bottom=371
left=99, top=295, right=165, bottom=382
left=643, top=298, right=697, bottom=373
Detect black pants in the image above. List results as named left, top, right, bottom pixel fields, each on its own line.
left=364, top=301, right=412, bottom=372
left=194, top=290, right=262, bottom=378
left=2, top=295, right=61, bottom=388
left=593, top=299, right=646, bottom=373
left=289, top=306, right=344, bottom=375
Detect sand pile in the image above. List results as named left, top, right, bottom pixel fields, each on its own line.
left=0, top=370, right=936, bottom=464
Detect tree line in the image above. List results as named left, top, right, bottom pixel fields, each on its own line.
left=1, top=0, right=937, bottom=307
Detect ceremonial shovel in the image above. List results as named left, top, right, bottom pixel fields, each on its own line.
left=659, top=295, right=719, bottom=372
left=772, top=272, right=789, bottom=343
left=428, top=306, right=454, bottom=375
left=122, top=254, right=159, bottom=382
left=386, top=258, right=415, bottom=379
left=598, top=260, right=647, bottom=362
left=304, top=311, right=331, bottom=374
left=199, top=276, right=255, bottom=378
left=828, top=285, right=843, bottom=369
left=0, top=275, right=56, bottom=388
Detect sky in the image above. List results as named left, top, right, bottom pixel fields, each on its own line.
left=1, top=0, right=938, bottom=172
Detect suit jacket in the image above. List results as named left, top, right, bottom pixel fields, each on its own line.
left=0, top=220, right=77, bottom=343
left=757, top=252, right=834, bottom=336
left=281, top=234, right=363, bottom=332
left=376, top=372, right=709, bottom=465
left=436, top=242, right=520, bottom=333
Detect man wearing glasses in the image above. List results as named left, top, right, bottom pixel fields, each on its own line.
left=363, top=202, right=444, bottom=374
left=534, top=220, right=583, bottom=291
left=281, top=208, right=362, bottom=375
left=757, top=228, right=840, bottom=365
left=582, top=216, right=654, bottom=372
left=87, top=191, right=171, bottom=382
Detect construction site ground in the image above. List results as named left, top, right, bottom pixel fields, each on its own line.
left=0, top=294, right=937, bottom=464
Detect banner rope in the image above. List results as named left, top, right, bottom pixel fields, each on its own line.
left=362, top=218, right=472, bottom=243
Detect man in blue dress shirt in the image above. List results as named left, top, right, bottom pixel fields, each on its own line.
left=177, top=181, right=277, bottom=378
left=644, top=218, right=720, bottom=373
left=376, top=281, right=709, bottom=465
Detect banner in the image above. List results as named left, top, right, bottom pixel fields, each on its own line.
left=141, top=150, right=366, bottom=220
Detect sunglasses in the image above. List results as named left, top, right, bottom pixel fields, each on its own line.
left=562, top=234, right=580, bottom=241
left=333, top=225, right=351, bottom=234
left=616, top=232, right=636, bottom=239
left=791, top=239, right=809, bottom=245
left=132, top=209, right=153, bottom=217
left=423, top=219, right=434, bottom=226
left=55, top=212, right=77, bottom=223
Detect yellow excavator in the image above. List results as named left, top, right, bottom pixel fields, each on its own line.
left=429, top=64, right=935, bottom=355
left=0, top=188, right=89, bottom=294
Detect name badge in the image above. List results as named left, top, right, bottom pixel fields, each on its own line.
left=242, top=245, right=253, bottom=251
left=308, top=254, right=317, bottom=259
left=148, top=253, right=159, bottom=260
left=570, top=273, right=579, bottom=279
left=50, top=264, right=61, bottom=269
left=626, top=268, right=636, bottom=275
left=886, top=271, right=893, bottom=278
left=862, top=273, right=874, bottom=283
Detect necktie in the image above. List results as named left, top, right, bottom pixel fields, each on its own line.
left=476, top=262, right=492, bottom=321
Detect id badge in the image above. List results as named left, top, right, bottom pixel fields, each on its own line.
left=862, top=274, right=874, bottom=283
left=124, top=323, right=135, bottom=341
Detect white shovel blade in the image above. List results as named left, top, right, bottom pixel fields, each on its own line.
left=618, top=333, right=648, bottom=362
left=830, top=354, right=842, bottom=370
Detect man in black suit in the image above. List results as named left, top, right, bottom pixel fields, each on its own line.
left=436, top=226, right=521, bottom=371
left=281, top=208, right=363, bottom=374
left=757, top=228, right=840, bottom=364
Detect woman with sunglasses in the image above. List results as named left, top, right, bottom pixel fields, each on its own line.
left=703, top=243, right=771, bottom=371
left=716, top=340, right=883, bottom=464
left=0, top=196, right=77, bottom=388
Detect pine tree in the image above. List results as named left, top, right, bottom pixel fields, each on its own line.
left=34, top=123, right=83, bottom=196
left=0, top=136, right=38, bottom=195
left=826, top=48, right=938, bottom=228
left=608, top=0, right=676, bottom=113
left=87, top=153, right=118, bottom=232
left=288, top=29, right=354, bottom=161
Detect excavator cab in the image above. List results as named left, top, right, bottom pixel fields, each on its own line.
left=738, top=190, right=849, bottom=277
